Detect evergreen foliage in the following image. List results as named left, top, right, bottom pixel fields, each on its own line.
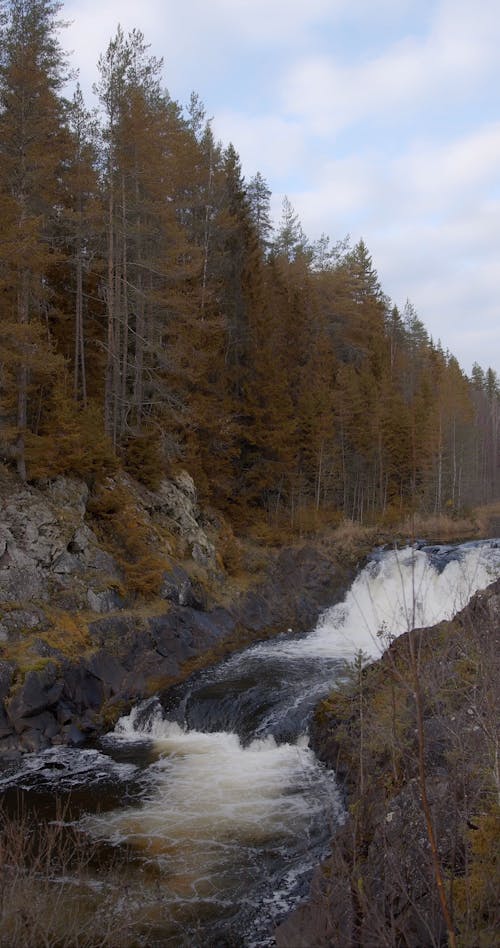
left=0, top=0, right=498, bottom=520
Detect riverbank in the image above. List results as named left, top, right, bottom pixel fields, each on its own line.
left=1, top=463, right=498, bottom=760
left=1, top=466, right=366, bottom=759
left=2, top=467, right=499, bottom=945
left=275, top=574, right=500, bottom=948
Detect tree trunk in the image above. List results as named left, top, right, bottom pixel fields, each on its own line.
left=16, top=269, right=29, bottom=482
left=120, top=173, right=129, bottom=437
left=104, top=168, right=116, bottom=442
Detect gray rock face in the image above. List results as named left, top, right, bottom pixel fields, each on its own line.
left=7, top=663, right=62, bottom=721
left=0, top=607, right=47, bottom=642
left=0, top=476, right=123, bottom=608
left=135, top=472, right=216, bottom=568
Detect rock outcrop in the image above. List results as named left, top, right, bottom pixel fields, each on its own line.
left=0, top=468, right=226, bottom=756
left=0, top=468, right=355, bottom=759
left=0, top=605, right=239, bottom=755
left=133, top=471, right=216, bottom=568
left=0, top=474, right=122, bottom=610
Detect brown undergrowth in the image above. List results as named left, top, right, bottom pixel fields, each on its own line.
left=87, top=480, right=172, bottom=598
left=305, top=579, right=500, bottom=947
left=0, top=803, right=137, bottom=947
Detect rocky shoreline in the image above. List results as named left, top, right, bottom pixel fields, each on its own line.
left=0, top=469, right=356, bottom=760
left=275, top=576, right=500, bottom=948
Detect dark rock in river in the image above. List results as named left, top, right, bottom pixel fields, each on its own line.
left=0, top=470, right=356, bottom=757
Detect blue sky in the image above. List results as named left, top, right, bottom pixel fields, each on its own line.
left=63, top=0, right=500, bottom=374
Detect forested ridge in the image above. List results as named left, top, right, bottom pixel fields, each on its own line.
left=1, top=0, right=499, bottom=527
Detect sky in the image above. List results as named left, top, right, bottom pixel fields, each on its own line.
left=62, top=0, right=500, bottom=375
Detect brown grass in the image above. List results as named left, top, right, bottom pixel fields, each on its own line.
left=87, top=480, right=171, bottom=599
left=401, top=511, right=479, bottom=542
left=4, top=608, right=92, bottom=677
left=472, top=500, right=500, bottom=538
left=0, top=804, right=136, bottom=947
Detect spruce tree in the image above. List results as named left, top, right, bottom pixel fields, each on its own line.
left=0, top=0, right=70, bottom=479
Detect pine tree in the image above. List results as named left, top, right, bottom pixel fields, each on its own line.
left=95, top=24, right=131, bottom=444
left=272, top=195, right=309, bottom=263
left=62, top=84, right=102, bottom=406
left=0, top=0, right=70, bottom=479
left=247, top=171, right=273, bottom=250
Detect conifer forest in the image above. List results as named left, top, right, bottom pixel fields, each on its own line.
left=0, top=0, right=499, bottom=522
left=1, top=5, right=500, bottom=948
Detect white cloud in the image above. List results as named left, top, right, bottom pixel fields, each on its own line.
left=395, top=124, right=500, bottom=216
left=62, top=0, right=347, bottom=99
left=192, top=0, right=340, bottom=44
left=60, top=0, right=500, bottom=373
left=279, top=120, right=500, bottom=372
left=281, top=0, right=500, bottom=134
left=212, top=112, right=306, bottom=179
left=287, top=122, right=500, bottom=245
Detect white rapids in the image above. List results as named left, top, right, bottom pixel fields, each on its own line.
left=82, top=539, right=499, bottom=942
left=253, top=539, right=500, bottom=661
left=87, top=709, right=341, bottom=903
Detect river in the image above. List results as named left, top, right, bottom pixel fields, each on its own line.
left=2, top=540, right=499, bottom=946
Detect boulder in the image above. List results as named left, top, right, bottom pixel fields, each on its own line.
left=160, top=566, right=206, bottom=609
left=0, top=607, right=47, bottom=641
left=149, top=606, right=232, bottom=659
left=87, top=587, right=126, bottom=614
left=6, top=664, right=62, bottom=723
left=85, top=652, right=127, bottom=696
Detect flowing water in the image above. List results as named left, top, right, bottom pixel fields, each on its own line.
left=2, top=540, right=500, bottom=945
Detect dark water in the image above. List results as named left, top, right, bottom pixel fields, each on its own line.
left=1, top=540, right=499, bottom=945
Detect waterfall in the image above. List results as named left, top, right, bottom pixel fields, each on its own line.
left=83, top=539, right=500, bottom=943
left=262, top=539, right=500, bottom=660
left=4, top=539, right=499, bottom=945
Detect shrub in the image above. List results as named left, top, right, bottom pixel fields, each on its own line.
left=122, top=429, right=165, bottom=491
left=87, top=481, right=168, bottom=598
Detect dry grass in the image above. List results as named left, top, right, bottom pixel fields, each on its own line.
left=0, top=804, right=136, bottom=948
left=401, top=511, right=479, bottom=542
left=3, top=608, right=92, bottom=677
left=473, top=500, right=500, bottom=538
left=394, top=501, right=500, bottom=544
left=324, top=519, right=379, bottom=565
left=87, top=480, right=171, bottom=599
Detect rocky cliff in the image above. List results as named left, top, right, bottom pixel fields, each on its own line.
left=0, top=466, right=355, bottom=760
